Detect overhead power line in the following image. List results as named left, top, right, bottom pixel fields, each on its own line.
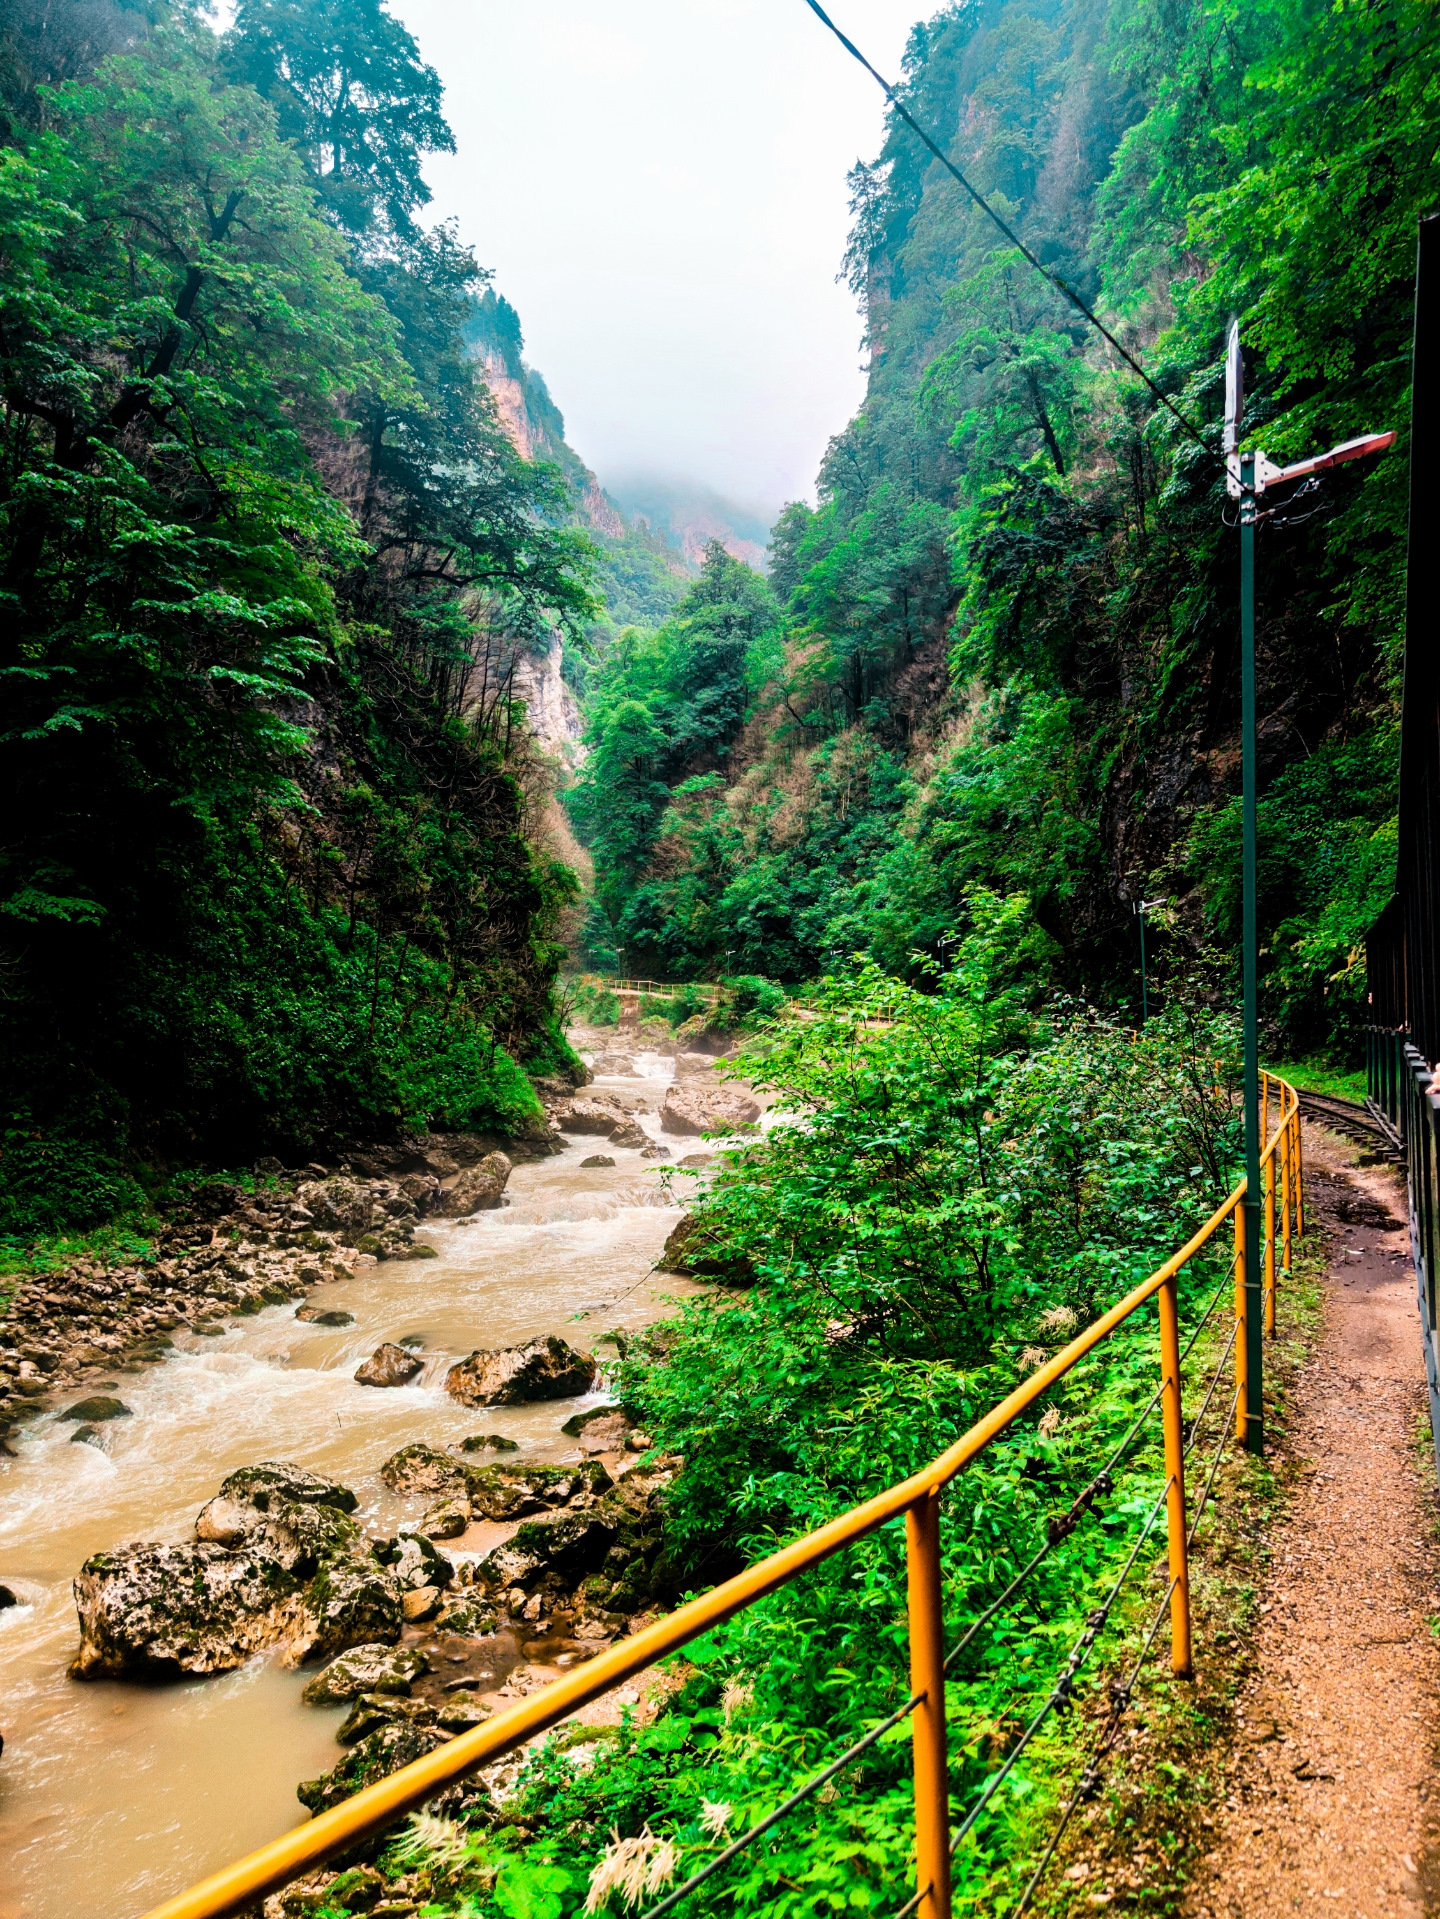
left=801, top=0, right=1212, bottom=455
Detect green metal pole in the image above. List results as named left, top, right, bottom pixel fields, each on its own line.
left=1240, top=452, right=1264, bottom=1453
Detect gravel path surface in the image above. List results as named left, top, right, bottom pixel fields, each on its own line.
left=1183, top=1123, right=1440, bottom=1918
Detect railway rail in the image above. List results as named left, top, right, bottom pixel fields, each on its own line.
left=1294, top=1088, right=1405, bottom=1162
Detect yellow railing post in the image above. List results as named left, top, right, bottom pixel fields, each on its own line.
left=1295, top=1107, right=1306, bottom=1236
left=1264, top=1146, right=1277, bottom=1338
left=1281, top=1110, right=1293, bottom=1289
left=1233, top=1199, right=1248, bottom=1441
left=906, top=1494, right=952, bottom=1919
left=1156, top=1273, right=1193, bottom=1676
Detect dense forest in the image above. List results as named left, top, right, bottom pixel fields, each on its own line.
left=0, top=0, right=666, bottom=1232
left=0, top=3, right=1433, bottom=1918
left=569, top=0, right=1434, bottom=1070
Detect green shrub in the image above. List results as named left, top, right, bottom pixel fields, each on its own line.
left=0, top=1126, right=147, bottom=1239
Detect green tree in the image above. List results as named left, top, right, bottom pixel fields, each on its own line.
left=224, top=0, right=452, bottom=235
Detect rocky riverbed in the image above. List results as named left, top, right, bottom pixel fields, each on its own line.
left=0, top=1024, right=757, bottom=1919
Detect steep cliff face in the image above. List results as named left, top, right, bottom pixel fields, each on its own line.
left=464, top=291, right=625, bottom=540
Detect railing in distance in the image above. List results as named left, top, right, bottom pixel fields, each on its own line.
left=141, top=1075, right=1306, bottom=1919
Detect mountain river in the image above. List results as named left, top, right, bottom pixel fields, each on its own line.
left=0, top=1050, right=708, bottom=1919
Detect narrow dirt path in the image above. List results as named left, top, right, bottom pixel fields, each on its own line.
left=1183, top=1124, right=1440, bottom=1918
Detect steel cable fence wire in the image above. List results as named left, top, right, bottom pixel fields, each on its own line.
left=1183, top=1318, right=1241, bottom=1456
left=1178, top=1248, right=1242, bottom=1367
left=637, top=1691, right=923, bottom=1919
left=889, top=1484, right=1174, bottom=1919
left=1007, top=1574, right=1182, bottom=1919
left=942, top=1371, right=1169, bottom=1679
left=942, top=1474, right=1174, bottom=1861
left=1186, top=1383, right=1244, bottom=1550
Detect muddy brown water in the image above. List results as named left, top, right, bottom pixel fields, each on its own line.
left=0, top=1053, right=712, bottom=1919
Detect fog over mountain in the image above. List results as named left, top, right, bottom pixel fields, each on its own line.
left=603, top=474, right=779, bottom=571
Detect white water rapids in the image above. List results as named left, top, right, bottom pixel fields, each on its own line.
left=0, top=1052, right=708, bottom=1919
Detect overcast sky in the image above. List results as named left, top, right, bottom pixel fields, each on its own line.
left=390, top=1, right=926, bottom=519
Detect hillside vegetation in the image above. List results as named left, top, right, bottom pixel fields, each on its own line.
left=570, top=0, right=1434, bottom=1071
left=0, top=0, right=611, bottom=1232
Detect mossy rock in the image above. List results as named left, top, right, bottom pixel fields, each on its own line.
left=60, top=1396, right=131, bottom=1422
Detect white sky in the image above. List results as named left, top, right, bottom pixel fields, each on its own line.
left=391, top=1, right=926, bottom=519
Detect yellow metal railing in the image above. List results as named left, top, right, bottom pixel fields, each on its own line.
left=142, top=1075, right=1304, bottom=1919
left=575, top=974, right=724, bottom=1004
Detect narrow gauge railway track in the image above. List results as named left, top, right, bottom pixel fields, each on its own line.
left=1296, top=1088, right=1405, bottom=1163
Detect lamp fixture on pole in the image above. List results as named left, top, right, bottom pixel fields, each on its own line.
left=1136, top=897, right=1169, bottom=1026
left=1223, top=319, right=1394, bottom=1454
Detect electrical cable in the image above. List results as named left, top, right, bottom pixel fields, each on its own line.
left=800, top=0, right=1213, bottom=457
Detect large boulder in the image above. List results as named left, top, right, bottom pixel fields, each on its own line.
left=354, top=1343, right=423, bottom=1388
left=474, top=1510, right=618, bottom=1596
left=551, top=1098, right=624, bottom=1137
left=297, top=1721, right=451, bottom=1815
left=656, top=1213, right=755, bottom=1286
left=295, top=1177, right=374, bottom=1239
left=438, top=1152, right=512, bottom=1218
left=606, top=1119, right=648, bottom=1150
left=72, top=1463, right=400, bottom=1680
left=445, top=1335, right=596, bottom=1407
left=660, top=1082, right=760, bottom=1137
left=462, top=1459, right=611, bottom=1521
left=301, top=1642, right=429, bottom=1705
left=379, top=1442, right=465, bottom=1496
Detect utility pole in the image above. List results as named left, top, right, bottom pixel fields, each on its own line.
left=1224, top=319, right=1394, bottom=1453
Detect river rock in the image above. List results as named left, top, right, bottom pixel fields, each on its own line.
left=297, top=1720, right=451, bottom=1815
left=474, top=1509, right=618, bottom=1596
left=301, top=1642, right=429, bottom=1704
left=295, top=1177, right=373, bottom=1238
left=354, top=1342, right=423, bottom=1388
left=655, top=1212, right=755, bottom=1285
left=437, top=1153, right=512, bottom=1218
left=674, top=1051, right=716, bottom=1077
left=397, top=1171, right=442, bottom=1215
left=434, top=1595, right=499, bottom=1638
left=552, top=1098, right=624, bottom=1136
left=220, top=1463, right=360, bottom=1514
left=660, top=1082, right=760, bottom=1136
left=72, top=1462, right=398, bottom=1680
left=401, top=1585, right=442, bottom=1622
left=462, top=1459, right=611, bottom=1521
left=59, top=1395, right=131, bottom=1422
left=445, top=1335, right=595, bottom=1407
left=374, top=1531, right=454, bottom=1591
left=606, top=1119, right=648, bottom=1149
left=458, top=1432, right=519, bottom=1453
left=581, top=1153, right=616, bottom=1168
left=0, top=1583, right=20, bottom=1608
left=418, top=1495, right=470, bottom=1540
left=576, top=1458, right=682, bottom=1617
left=560, top=1406, right=634, bottom=1454
left=337, top=1691, right=439, bottom=1745
left=379, top=1442, right=465, bottom=1495
left=69, top=1424, right=102, bottom=1447
left=296, top=1305, right=354, bottom=1326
